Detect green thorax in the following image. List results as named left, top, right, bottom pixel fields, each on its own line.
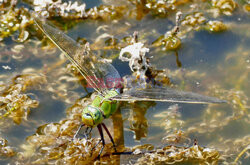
left=92, top=89, right=119, bottom=118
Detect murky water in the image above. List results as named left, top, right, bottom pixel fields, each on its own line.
left=0, top=0, right=249, bottom=164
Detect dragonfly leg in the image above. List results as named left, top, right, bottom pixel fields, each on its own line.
left=97, top=124, right=105, bottom=159
left=72, top=124, right=85, bottom=140
left=84, top=127, right=92, bottom=139
left=90, top=138, right=102, bottom=157
left=101, top=123, right=117, bottom=152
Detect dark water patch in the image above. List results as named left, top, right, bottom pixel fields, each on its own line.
left=179, top=103, right=206, bottom=119
left=123, top=129, right=141, bottom=146
left=1, top=36, right=13, bottom=44
left=112, top=58, right=131, bottom=78
left=150, top=50, right=181, bottom=70
left=220, top=11, right=250, bottom=22
left=16, top=0, right=33, bottom=10
left=0, top=160, right=10, bottom=165
left=67, top=20, right=99, bottom=42
left=79, top=0, right=102, bottom=9
left=3, top=124, right=34, bottom=148
left=29, top=90, right=66, bottom=123
left=180, top=30, right=239, bottom=68
left=220, top=119, right=249, bottom=139
left=188, top=131, right=219, bottom=147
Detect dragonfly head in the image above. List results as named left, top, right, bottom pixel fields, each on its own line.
left=82, top=106, right=103, bottom=127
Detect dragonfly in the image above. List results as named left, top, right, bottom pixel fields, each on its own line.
left=34, top=18, right=226, bottom=157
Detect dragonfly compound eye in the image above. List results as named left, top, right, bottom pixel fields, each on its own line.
left=82, top=106, right=104, bottom=127
left=85, top=113, right=91, bottom=117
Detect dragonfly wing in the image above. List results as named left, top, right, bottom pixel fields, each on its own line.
left=34, top=18, right=121, bottom=95
left=113, top=87, right=226, bottom=104
left=95, top=62, right=122, bottom=90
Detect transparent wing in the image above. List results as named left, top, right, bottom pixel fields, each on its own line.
left=113, top=87, right=226, bottom=104
left=34, top=18, right=121, bottom=96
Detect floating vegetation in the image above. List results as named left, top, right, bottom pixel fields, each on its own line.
left=181, top=12, right=206, bottom=31
left=160, top=33, right=181, bottom=51
left=0, top=74, right=46, bottom=124
left=32, top=0, right=126, bottom=21
left=129, top=0, right=182, bottom=18
left=0, top=137, right=15, bottom=158
left=0, top=0, right=32, bottom=42
left=32, top=0, right=87, bottom=19
left=205, top=20, right=227, bottom=32
left=211, top=0, right=237, bottom=17
left=244, top=2, right=250, bottom=12
left=134, top=144, right=220, bottom=164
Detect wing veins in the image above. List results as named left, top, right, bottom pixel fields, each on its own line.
left=112, top=87, right=226, bottom=104
left=34, top=18, right=107, bottom=95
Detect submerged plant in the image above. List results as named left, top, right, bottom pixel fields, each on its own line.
left=128, top=101, right=156, bottom=140
left=153, top=11, right=182, bottom=51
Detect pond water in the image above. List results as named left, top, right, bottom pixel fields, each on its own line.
left=0, top=0, right=249, bottom=164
